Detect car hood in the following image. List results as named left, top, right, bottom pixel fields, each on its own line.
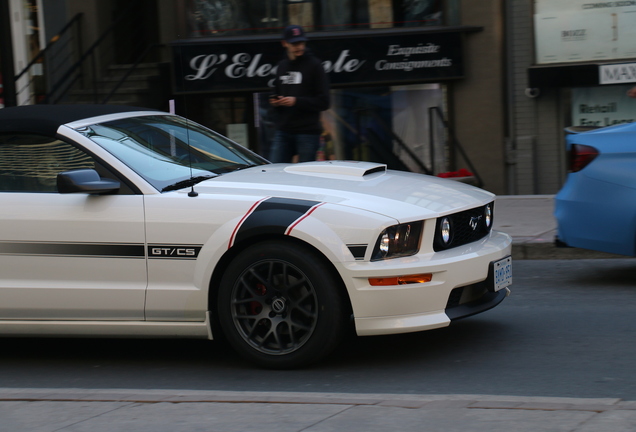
left=193, top=161, right=494, bottom=221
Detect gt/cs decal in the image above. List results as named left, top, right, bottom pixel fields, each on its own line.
left=147, top=245, right=202, bottom=259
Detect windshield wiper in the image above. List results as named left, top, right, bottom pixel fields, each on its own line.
left=161, top=175, right=217, bottom=192
left=214, top=163, right=260, bottom=174
left=232, top=163, right=259, bottom=171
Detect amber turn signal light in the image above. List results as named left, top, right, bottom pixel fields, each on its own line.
left=369, top=273, right=432, bottom=286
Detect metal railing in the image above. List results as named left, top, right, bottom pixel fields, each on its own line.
left=428, top=106, right=483, bottom=187
left=355, top=108, right=433, bottom=175
left=14, top=13, right=83, bottom=105
left=100, top=44, right=167, bottom=105
left=14, top=0, right=166, bottom=107
left=352, top=105, right=483, bottom=186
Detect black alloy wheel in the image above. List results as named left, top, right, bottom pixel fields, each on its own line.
left=218, top=240, right=347, bottom=369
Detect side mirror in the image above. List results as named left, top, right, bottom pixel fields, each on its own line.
left=57, top=169, right=120, bottom=194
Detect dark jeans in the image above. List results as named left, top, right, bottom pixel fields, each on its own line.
left=269, top=130, right=320, bottom=163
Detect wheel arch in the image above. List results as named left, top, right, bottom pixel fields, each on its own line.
left=207, top=234, right=354, bottom=334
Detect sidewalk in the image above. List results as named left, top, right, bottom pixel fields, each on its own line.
left=494, top=195, right=625, bottom=259
left=1, top=388, right=635, bottom=431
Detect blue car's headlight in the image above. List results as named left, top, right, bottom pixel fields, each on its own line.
left=371, top=221, right=423, bottom=261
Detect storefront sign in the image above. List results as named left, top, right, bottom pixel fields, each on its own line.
left=600, top=63, right=636, bottom=84
left=572, top=85, right=636, bottom=127
left=534, top=0, right=636, bottom=64
left=172, top=30, right=464, bottom=93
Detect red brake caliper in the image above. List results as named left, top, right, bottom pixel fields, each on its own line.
left=248, top=283, right=267, bottom=315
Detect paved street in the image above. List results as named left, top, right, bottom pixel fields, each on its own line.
left=1, top=259, right=635, bottom=399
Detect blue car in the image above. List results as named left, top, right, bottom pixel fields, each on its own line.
left=555, top=122, right=636, bottom=256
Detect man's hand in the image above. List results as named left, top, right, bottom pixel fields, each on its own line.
left=270, top=96, right=296, bottom=107
left=628, top=87, right=636, bottom=98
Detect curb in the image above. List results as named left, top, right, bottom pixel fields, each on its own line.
left=511, top=243, right=628, bottom=260
left=0, top=389, right=634, bottom=412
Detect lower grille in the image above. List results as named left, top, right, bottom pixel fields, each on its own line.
left=446, top=287, right=464, bottom=309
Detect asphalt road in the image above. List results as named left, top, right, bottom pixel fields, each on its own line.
left=1, top=259, right=635, bottom=400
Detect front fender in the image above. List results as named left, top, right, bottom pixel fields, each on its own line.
left=194, top=200, right=397, bottom=293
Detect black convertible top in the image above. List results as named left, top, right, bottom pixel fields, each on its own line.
left=0, top=104, right=160, bottom=137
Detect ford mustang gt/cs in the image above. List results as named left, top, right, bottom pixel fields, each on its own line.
left=555, top=122, right=636, bottom=256
left=0, top=105, right=512, bottom=368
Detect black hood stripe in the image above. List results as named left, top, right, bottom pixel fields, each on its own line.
left=229, top=197, right=322, bottom=248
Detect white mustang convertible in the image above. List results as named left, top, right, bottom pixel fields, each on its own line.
left=0, top=105, right=512, bottom=368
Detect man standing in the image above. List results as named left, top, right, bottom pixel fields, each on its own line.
left=269, top=25, right=330, bottom=163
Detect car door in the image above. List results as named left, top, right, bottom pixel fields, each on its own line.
left=0, top=133, right=147, bottom=320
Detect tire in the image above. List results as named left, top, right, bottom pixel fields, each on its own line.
left=217, top=240, right=347, bottom=369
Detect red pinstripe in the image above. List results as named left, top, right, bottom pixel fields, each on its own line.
left=228, top=196, right=270, bottom=249
left=285, top=202, right=325, bottom=235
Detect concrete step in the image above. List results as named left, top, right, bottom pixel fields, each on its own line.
left=64, top=62, right=170, bottom=108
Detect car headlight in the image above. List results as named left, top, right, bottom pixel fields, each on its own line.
left=371, top=221, right=423, bottom=261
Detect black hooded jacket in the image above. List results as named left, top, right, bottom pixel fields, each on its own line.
left=272, top=50, right=330, bottom=134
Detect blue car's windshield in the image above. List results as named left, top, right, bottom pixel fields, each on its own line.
left=75, top=115, right=267, bottom=191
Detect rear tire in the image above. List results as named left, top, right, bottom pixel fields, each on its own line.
left=217, top=241, right=346, bottom=369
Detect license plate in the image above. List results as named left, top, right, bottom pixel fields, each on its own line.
left=493, top=256, right=512, bottom=291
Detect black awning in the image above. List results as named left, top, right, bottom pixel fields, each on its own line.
left=528, top=63, right=601, bottom=88
left=171, top=26, right=483, bottom=94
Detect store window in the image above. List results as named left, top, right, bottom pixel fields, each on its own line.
left=254, top=84, right=446, bottom=173
left=182, top=0, right=446, bottom=37
left=319, top=1, right=370, bottom=30
left=182, top=95, right=254, bottom=152
left=392, top=0, right=443, bottom=27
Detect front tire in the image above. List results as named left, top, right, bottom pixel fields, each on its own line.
left=217, top=240, right=347, bottom=369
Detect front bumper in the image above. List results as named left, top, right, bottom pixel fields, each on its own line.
left=336, top=230, right=512, bottom=336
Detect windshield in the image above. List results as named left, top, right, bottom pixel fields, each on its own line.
left=75, top=115, right=268, bottom=191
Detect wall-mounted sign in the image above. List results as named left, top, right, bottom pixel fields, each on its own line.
left=172, top=29, right=466, bottom=94
left=534, top=0, right=636, bottom=64
left=599, top=62, right=636, bottom=84
left=572, top=85, right=636, bottom=127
